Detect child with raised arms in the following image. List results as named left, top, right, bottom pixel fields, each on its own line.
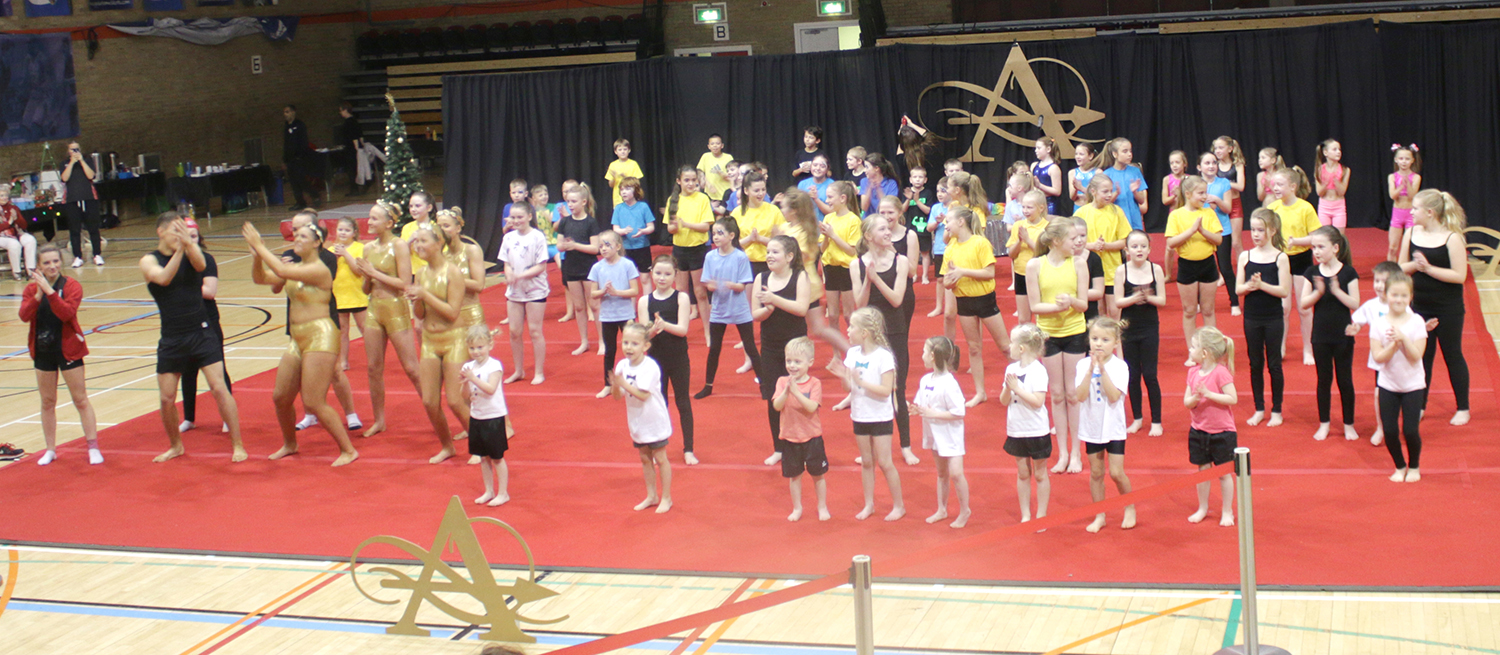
left=462, top=325, right=511, bottom=507
left=827, top=307, right=905, bottom=521
left=1115, top=230, right=1165, bottom=436
left=1237, top=208, right=1291, bottom=427
left=1387, top=145, right=1423, bottom=262
left=639, top=255, right=696, bottom=464
left=1300, top=226, right=1360, bottom=442
left=773, top=336, right=830, bottom=521
left=913, top=335, right=970, bottom=528
left=1074, top=317, right=1134, bottom=533
left=1184, top=327, right=1237, bottom=526
left=612, top=322, right=673, bottom=513
left=1370, top=270, right=1428, bottom=482
left=588, top=232, right=642, bottom=398
left=696, top=217, right=764, bottom=399
left=1001, top=324, right=1050, bottom=523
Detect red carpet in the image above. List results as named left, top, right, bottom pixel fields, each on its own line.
left=5, top=228, right=1500, bottom=588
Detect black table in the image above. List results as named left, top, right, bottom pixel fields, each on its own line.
left=95, top=171, right=167, bottom=202
left=165, top=165, right=274, bottom=214
left=22, top=203, right=65, bottom=241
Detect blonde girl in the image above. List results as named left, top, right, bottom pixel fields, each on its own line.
left=913, top=335, right=970, bottom=528
left=436, top=207, right=487, bottom=330
left=1161, top=150, right=1188, bottom=209
left=461, top=325, right=511, bottom=507
left=1001, top=323, right=1051, bottom=523
left=1213, top=136, right=1247, bottom=269
left=1269, top=166, right=1321, bottom=365
left=498, top=202, right=548, bottom=385
left=667, top=165, right=715, bottom=342
left=994, top=170, right=1033, bottom=256
left=639, top=255, right=697, bottom=464
left=331, top=217, right=368, bottom=371
left=1236, top=208, right=1291, bottom=427
left=1097, top=138, right=1148, bottom=230
left=1400, top=188, right=1470, bottom=426
left=1006, top=189, right=1050, bottom=324
left=1032, top=137, right=1063, bottom=214
left=407, top=225, right=470, bottom=464
left=352, top=202, right=423, bottom=436
left=1075, top=175, right=1131, bottom=318
left=1300, top=226, right=1360, bottom=442
left=880, top=194, right=921, bottom=285
left=851, top=212, right=918, bottom=464
left=1314, top=139, right=1351, bottom=232
left=559, top=183, right=604, bottom=355
left=1165, top=175, right=1224, bottom=357
left=827, top=307, right=905, bottom=522
left=588, top=231, right=643, bottom=399
left=1370, top=271, right=1427, bottom=482
left=779, top=188, right=848, bottom=353
left=941, top=206, right=1013, bottom=408
left=1254, top=148, right=1286, bottom=206
left=1027, top=221, right=1090, bottom=474
left=1074, top=316, right=1133, bottom=533
left=1387, top=144, right=1423, bottom=262
left=819, top=180, right=863, bottom=335
left=1184, top=326, right=1237, bottom=527
left=926, top=178, right=957, bottom=336
left=402, top=191, right=437, bottom=271
left=1115, top=230, right=1166, bottom=436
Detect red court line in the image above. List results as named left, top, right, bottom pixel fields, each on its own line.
left=196, top=563, right=354, bottom=655
left=667, top=578, right=757, bottom=655
left=546, top=464, right=1231, bottom=655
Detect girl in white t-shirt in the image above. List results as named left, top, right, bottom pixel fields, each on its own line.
left=1371, top=271, right=1428, bottom=483
left=1001, top=323, right=1050, bottom=523
left=499, top=202, right=550, bottom=385
left=828, top=307, right=905, bottom=521
left=912, top=336, right=969, bottom=528
left=1073, top=316, right=1134, bottom=533
left=611, top=322, right=673, bottom=513
left=460, top=326, right=512, bottom=507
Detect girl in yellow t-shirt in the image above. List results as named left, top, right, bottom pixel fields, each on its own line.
left=940, top=206, right=1012, bottom=408
left=1074, top=176, right=1131, bottom=317
left=1025, top=221, right=1089, bottom=474
left=1267, top=166, right=1320, bottom=365
left=1006, top=190, right=1050, bottom=324
left=1165, top=176, right=1224, bottom=358
left=819, top=181, right=863, bottom=333
left=780, top=187, right=849, bottom=355
left=331, top=216, right=368, bottom=371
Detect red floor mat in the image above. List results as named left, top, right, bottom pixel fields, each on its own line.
left=5, top=229, right=1499, bottom=588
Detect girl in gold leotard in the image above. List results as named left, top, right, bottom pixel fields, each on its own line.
left=407, top=225, right=469, bottom=464
left=435, top=207, right=488, bottom=329
left=350, top=202, right=422, bottom=437
left=243, top=222, right=359, bottom=467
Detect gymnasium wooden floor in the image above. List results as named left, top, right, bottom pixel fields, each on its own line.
left=3, top=203, right=1499, bottom=655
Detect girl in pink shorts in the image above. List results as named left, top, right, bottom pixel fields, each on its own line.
left=1386, top=144, right=1423, bottom=262
left=1314, top=139, right=1351, bottom=232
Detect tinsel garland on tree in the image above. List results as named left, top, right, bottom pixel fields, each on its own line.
left=382, top=92, right=425, bottom=223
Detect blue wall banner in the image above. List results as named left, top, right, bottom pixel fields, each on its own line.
left=24, top=0, right=73, bottom=17
left=143, top=0, right=183, bottom=10
left=89, top=0, right=132, bottom=10
left=0, top=33, right=80, bottom=147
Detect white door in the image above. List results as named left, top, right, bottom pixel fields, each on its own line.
left=794, top=20, right=859, bottom=54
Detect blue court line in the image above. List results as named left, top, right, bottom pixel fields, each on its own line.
left=1222, top=598, right=1241, bottom=648
left=1, top=301, right=161, bottom=359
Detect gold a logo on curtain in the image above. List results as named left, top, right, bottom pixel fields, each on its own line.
left=918, top=43, right=1105, bottom=161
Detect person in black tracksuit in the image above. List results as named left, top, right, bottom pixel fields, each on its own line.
left=283, top=105, right=314, bottom=210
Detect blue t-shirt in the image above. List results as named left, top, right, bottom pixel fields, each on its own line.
left=587, top=257, right=640, bottom=322
left=929, top=202, right=948, bottom=255
left=859, top=177, right=901, bottom=217
left=798, top=177, right=833, bottom=222
left=1206, top=177, right=1232, bottom=236
left=1103, top=166, right=1149, bottom=230
left=611, top=201, right=655, bottom=250
left=701, top=247, right=754, bottom=324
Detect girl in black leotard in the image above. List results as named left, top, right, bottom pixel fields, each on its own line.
left=638, top=254, right=697, bottom=464
left=852, top=211, right=918, bottom=465
left=1237, top=209, right=1292, bottom=427
left=1400, top=189, right=1471, bottom=426
left=1113, top=230, right=1166, bottom=437
left=751, top=235, right=811, bottom=467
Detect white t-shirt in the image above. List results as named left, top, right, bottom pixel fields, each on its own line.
left=1351, top=298, right=1389, bottom=371
left=614, top=356, right=672, bottom=443
left=462, top=358, right=508, bottom=420
left=500, top=228, right=550, bottom=302
left=1373, top=314, right=1428, bottom=394
left=1005, top=360, right=1050, bottom=437
left=914, top=371, right=966, bottom=457
left=1075, top=356, right=1129, bottom=444
left=844, top=345, right=897, bottom=422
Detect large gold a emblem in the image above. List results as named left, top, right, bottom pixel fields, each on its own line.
left=918, top=43, right=1105, bottom=161
left=350, top=496, right=567, bottom=642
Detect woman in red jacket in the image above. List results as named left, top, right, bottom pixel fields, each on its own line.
left=19, top=244, right=101, bottom=465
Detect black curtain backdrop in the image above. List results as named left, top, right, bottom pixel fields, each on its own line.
left=447, top=20, right=1496, bottom=256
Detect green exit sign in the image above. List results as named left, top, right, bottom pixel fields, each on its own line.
left=693, top=3, right=727, bottom=24
left=817, top=0, right=850, bottom=16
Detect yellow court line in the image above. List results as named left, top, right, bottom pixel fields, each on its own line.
left=0, top=549, right=18, bottom=621
left=691, top=578, right=778, bottom=655
left=175, top=563, right=343, bottom=655
left=1041, top=596, right=1222, bottom=655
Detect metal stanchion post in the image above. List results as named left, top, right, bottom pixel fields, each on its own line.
left=1216, top=448, right=1289, bottom=655
left=851, top=555, right=874, bottom=655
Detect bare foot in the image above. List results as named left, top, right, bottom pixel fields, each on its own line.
left=1231, top=306, right=1241, bottom=317
left=788, top=508, right=803, bottom=522
left=1303, top=352, right=1315, bottom=366
left=655, top=500, right=672, bottom=514
left=1127, top=419, right=1142, bottom=434
left=1148, top=423, right=1163, bottom=437
left=1247, top=411, right=1264, bottom=426
left=925, top=509, right=948, bottom=524
left=454, top=431, right=467, bottom=441
left=154, top=446, right=185, bottom=463
left=884, top=507, right=905, bottom=521
left=764, top=452, right=782, bottom=466
left=1220, top=513, right=1235, bottom=527
left=965, top=392, right=988, bottom=408
left=902, top=447, right=920, bottom=465
left=505, top=370, right=525, bottom=384
left=268, top=445, right=298, bottom=460
left=468, top=455, right=481, bottom=465
left=363, top=421, right=387, bottom=437
left=332, top=451, right=359, bottom=467
left=1121, top=506, right=1137, bottom=529
left=685, top=452, right=699, bottom=465
left=1312, top=423, right=1330, bottom=441
left=1371, top=430, right=1384, bottom=447
left=855, top=505, right=874, bottom=521
left=487, top=494, right=510, bottom=507
left=1267, top=413, right=1283, bottom=427
left=927, top=308, right=942, bottom=318
left=596, top=386, right=611, bottom=399
left=1021, top=513, right=1032, bottom=523
left=597, top=344, right=606, bottom=356
left=1389, top=469, right=1406, bottom=482
left=818, top=507, right=831, bottom=521
left=1188, top=507, right=1208, bottom=524
left=832, top=395, right=852, bottom=411
left=558, top=312, right=573, bottom=323
left=1066, top=457, right=1083, bottom=474
left=1050, top=457, right=1068, bottom=474
left=429, top=448, right=455, bottom=464
left=1405, top=469, right=1421, bottom=482
left=531, top=375, right=545, bottom=385
left=634, top=497, right=659, bottom=511
left=1343, top=424, right=1359, bottom=441
left=736, top=359, right=753, bottom=374
left=231, top=447, right=249, bottom=463
left=950, top=509, right=970, bottom=529
left=1086, top=514, right=1106, bottom=533
left=1451, top=410, right=1471, bottom=426
left=476, top=491, right=496, bottom=504
left=571, top=343, right=589, bottom=356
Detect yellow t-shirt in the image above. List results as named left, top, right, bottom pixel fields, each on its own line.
left=820, top=211, right=863, bottom=268
left=1075, top=203, right=1132, bottom=284
left=667, top=190, right=712, bottom=248
left=1005, top=217, right=1050, bottom=273
left=606, top=158, right=644, bottom=207
left=1166, top=207, right=1223, bottom=262
left=400, top=220, right=433, bottom=271
left=332, top=241, right=369, bottom=310
left=940, top=234, right=997, bottom=298
left=696, top=152, right=734, bottom=198
left=734, top=202, right=786, bottom=262
left=1036, top=255, right=1086, bottom=337
left=1271, top=198, right=1321, bottom=256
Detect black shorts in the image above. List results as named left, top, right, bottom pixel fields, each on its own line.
left=338, top=306, right=366, bottom=314
left=468, top=415, right=510, bottom=459
left=156, top=327, right=225, bottom=375
left=563, top=270, right=590, bottom=284
left=932, top=254, right=944, bottom=276
left=1085, top=440, right=1126, bottom=455
left=34, top=348, right=84, bottom=372
left=1287, top=251, right=1313, bottom=278
left=824, top=264, right=852, bottom=291
left=1176, top=255, right=1219, bottom=284
left=674, top=244, right=708, bottom=272
left=781, top=436, right=830, bottom=478
left=1013, top=272, right=1029, bottom=296
left=1003, top=435, right=1052, bottom=460
left=1044, top=330, right=1088, bottom=357
left=1188, top=428, right=1237, bottom=466
left=955, top=293, right=1000, bottom=318
left=852, top=420, right=893, bottom=436
left=625, top=247, right=653, bottom=273
left=634, top=438, right=669, bottom=451
left=917, top=230, right=934, bottom=253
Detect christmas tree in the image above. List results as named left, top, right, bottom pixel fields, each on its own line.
left=382, top=92, right=425, bottom=223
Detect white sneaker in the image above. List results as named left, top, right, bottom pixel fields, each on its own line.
left=346, top=413, right=363, bottom=431
left=93, top=255, right=105, bottom=266
left=295, top=414, right=318, bottom=430
left=221, top=423, right=229, bottom=433
left=71, top=258, right=83, bottom=268
left=178, top=420, right=194, bottom=433
left=88, top=448, right=104, bottom=465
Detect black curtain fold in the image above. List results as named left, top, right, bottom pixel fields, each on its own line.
left=448, top=19, right=1494, bottom=257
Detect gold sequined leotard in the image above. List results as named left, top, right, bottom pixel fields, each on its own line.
left=417, top=262, right=466, bottom=366
left=363, top=237, right=413, bottom=335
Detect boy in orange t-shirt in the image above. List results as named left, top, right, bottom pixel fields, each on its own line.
left=772, top=337, right=829, bottom=522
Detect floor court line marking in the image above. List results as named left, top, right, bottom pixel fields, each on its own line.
left=195, top=562, right=353, bottom=655
left=670, top=578, right=757, bottom=655
left=693, top=578, right=778, bottom=655
left=1041, top=595, right=1222, bottom=655
left=174, top=563, right=344, bottom=655
left=0, top=549, right=18, bottom=621
left=0, top=370, right=162, bottom=431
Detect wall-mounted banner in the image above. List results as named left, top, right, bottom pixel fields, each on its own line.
left=0, top=33, right=80, bottom=147
left=144, top=0, right=183, bottom=10
left=197, top=0, right=232, bottom=5
left=25, top=0, right=73, bottom=18
left=88, top=0, right=132, bottom=10
left=1, top=0, right=12, bottom=18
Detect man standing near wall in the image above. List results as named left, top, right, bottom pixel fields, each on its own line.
left=61, top=142, right=103, bottom=268
left=283, top=105, right=315, bottom=211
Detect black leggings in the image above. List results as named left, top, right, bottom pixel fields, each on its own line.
left=66, top=199, right=102, bottom=260
left=1379, top=387, right=1422, bottom=469
left=890, top=333, right=911, bottom=449
left=1313, top=339, right=1355, bottom=424
left=1243, top=316, right=1284, bottom=413
left=653, top=344, right=695, bottom=453
left=1215, top=234, right=1239, bottom=308
left=1122, top=335, right=1161, bottom=424
left=761, top=339, right=793, bottom=453
left=703, top=322, right=763, bottom=386
left=602, top=320, right=626, bottom=385
left=182, top=363, right=233, bottom=423
left=1421, top=309, right=1469, bottom=412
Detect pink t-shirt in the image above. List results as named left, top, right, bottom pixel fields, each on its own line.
left=1187, top=364, right=1236, bottom=433
left=775, top=376, right=823, bottom=443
